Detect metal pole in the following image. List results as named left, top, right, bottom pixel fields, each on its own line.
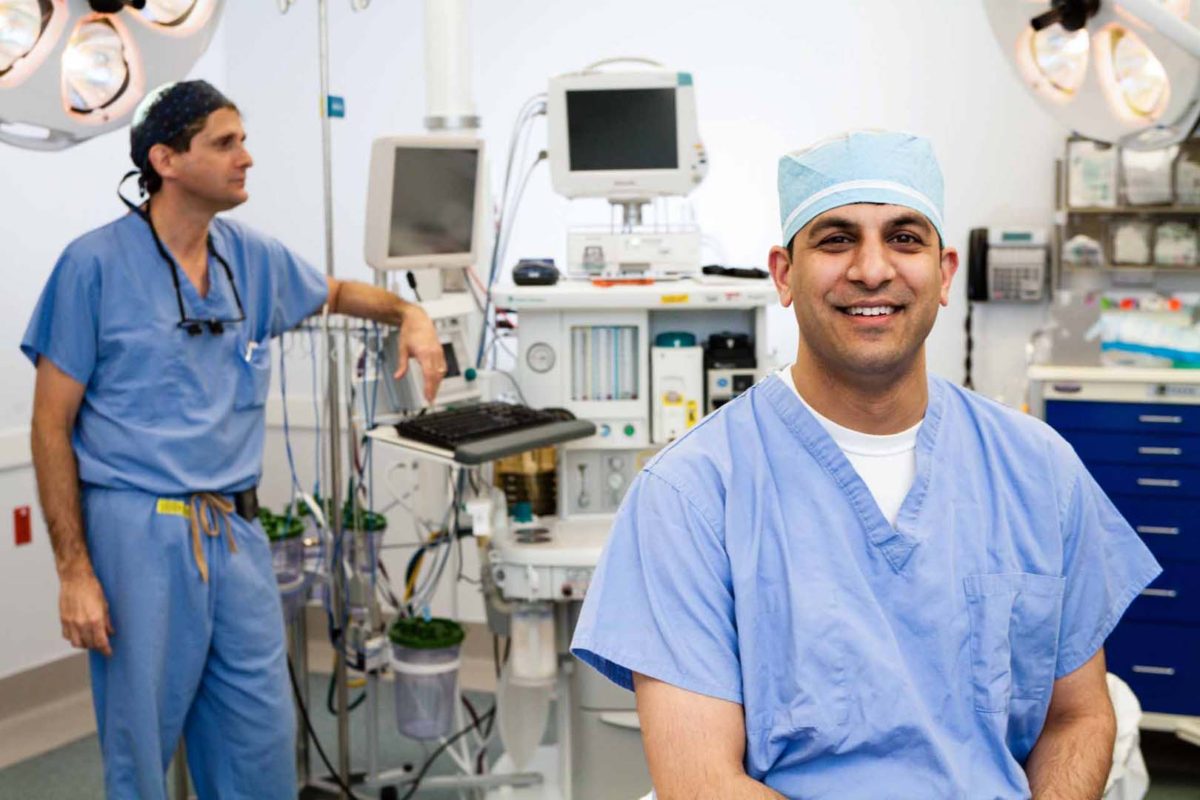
left=315, top=0, right=351, bottom=796
left=1115, top=0, right=1200, bottom=59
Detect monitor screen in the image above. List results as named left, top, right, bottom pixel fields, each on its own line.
left=442, top=341, right=461, bottom=378
left=387, top=147, right=479, bottom=258
left=566, top=88, right=678, bottom=171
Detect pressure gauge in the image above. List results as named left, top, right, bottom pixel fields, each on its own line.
left=526, top=342, right=556, bottom=373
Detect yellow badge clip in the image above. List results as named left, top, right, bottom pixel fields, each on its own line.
left=156, top=498, right=190, bottom=518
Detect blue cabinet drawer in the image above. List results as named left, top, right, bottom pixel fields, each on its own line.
left=1105, top=621, right=1200, bottom=716
left=1125, top=562, right=1200, bottom=624
left=1047, top=400, right=1200, bottom=435
left=1061, top=430, right=1200, bottom=467
left=1109, top=495, right=1200, bottom=562
left=1087, top=464, right=1200, bottom=499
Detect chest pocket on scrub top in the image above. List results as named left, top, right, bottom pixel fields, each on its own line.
left=964, top=572, right=1065, bottom=714
left=234, top=339, right=271, bottom=410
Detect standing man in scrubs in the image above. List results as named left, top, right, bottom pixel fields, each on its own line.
left=571, top=131, right=1161, bottom=799
left=22, top=81, right=447, bottom=799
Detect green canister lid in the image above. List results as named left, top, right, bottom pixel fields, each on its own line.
left=389, top=616, right=465, bottom=649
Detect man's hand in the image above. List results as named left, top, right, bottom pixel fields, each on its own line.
left=325, top=278, right=448, bottom=403
left=394, top=304, right=447, bottom=403
left=59, top=569, right=113, bottom=657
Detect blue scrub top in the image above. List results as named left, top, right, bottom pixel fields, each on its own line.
left=572, top=373, right=1161, bottom=799
left=21, top=212, right=328, bottom=495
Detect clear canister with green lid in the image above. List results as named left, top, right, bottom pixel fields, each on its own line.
left=389, top=616, right=465, bottom=740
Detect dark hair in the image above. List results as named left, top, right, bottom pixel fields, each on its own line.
left=139, top=102, right=239, bottom=195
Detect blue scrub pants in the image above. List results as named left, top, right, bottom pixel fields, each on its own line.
left=83, top=486, right=296, bottom=800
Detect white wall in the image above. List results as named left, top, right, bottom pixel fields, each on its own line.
left=217, top=0, right=1067, bottom=399
left=0, top=0, right=1071, bottom=677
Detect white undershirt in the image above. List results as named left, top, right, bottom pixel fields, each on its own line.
left=774, top=365, right=920, bottom=526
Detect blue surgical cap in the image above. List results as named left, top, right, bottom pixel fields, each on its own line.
left=129, top=80, right=234, bottom=172
left=778, top=130, right=945, bottom=247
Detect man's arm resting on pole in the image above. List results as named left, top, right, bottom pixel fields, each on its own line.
left=325, top=278, right=446, bottom=402
left=633, top=672, right=787, bottom=800
left=31, top=357, right=113, bottom=657
left=1025, top=648, right=1116, bottom=800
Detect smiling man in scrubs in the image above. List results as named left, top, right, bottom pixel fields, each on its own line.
left=22, top=80, right=446, bottom=799
left=571, top=130, right=1161, bottom=799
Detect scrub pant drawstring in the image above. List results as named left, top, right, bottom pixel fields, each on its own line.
left=189, top=493, right=238, bottom=582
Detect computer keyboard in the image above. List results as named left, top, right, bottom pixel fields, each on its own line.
left=388, top=402, right=596, bottom=464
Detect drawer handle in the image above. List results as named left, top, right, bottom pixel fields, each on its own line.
left=1139, top=415, right=1183, bottom=425
left=1137, top=526, right=1181, bottom=535
left=1138, top=446, right=1183, bottom=456
left=1132, top=665, right=1177, bottom=676
left=1141, top=588, right=1179, bottom=598
left=598, top=711, right=642, bottom=731
left=1137, top=478, right=1181, bottom=488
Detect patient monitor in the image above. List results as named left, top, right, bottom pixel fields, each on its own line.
left=363, top=135, right=486, bottom=409
left=547, top=69, right=707, bottom=203
left=363, top=135, right=486, bottom=272
left=547, top=68, right=709, bottom=279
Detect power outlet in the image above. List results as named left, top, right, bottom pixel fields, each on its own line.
left=14, top=506, right=31, bottom=546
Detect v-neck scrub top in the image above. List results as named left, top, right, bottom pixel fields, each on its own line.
left=571, top=373, right=1160, bottom=799
left=21, top=212, right=328, bottom=495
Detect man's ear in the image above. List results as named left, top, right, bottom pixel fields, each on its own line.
left=938, top=246, right=960, bottom=307
left=768, top=244, right=794, bottom=308
left=146, top=142, right=176, bottom=181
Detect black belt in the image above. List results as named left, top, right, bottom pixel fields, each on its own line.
left=233, top=487, right=259, bottom=522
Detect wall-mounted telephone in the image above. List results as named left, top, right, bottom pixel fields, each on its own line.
left=967, top=228, right=1049, bottom=303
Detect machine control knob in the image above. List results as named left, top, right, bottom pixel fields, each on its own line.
left=561, top=584, right=574, bottom=597
left=623, top=424, right=636, bottom=437
left=600, top=424, right=612, bottom=437
left=607, top=472, right=625, bottom=491
left=464, top=367, right=477, bottom=382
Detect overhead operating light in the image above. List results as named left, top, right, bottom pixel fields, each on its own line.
left=0, top=0, right=45, bottom=73
left=985, top=0, right=1200, bottom=148
left=1, top=0, right=60, bottom=85
left=62, top=17, right=128, bottom=112
left=1106, top=26, right=1171, bottom=117
left=1022, top=24, right=1091, bottom=99
left=139, top=0, right=196, bottom=26
left=0, top=0, right=224, bottom=150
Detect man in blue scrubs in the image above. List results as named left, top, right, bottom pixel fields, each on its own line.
left=571, top=131, right=1161, bottom=799
left=23, top=81, right=446, bottom=799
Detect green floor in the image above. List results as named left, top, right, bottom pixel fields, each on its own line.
left=1, top=683, right=1198, bottom=798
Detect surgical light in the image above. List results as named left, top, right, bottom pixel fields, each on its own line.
left=0, top=0, right=46, bottom=73
left=985, top=0, right=1200, bottom=148
left=0, top=0, right=224, bottom=150
left=1108, top=27, right=1170, bottom=117
left=1029, top=25, right=1090, bottom=98
left=139, top=0, right=195, bottom=26
left=62, top=17, right=128, bottom=112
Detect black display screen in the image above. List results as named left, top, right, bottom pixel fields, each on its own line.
left=441, top=342, right=460, bottom=378
left=388, top=148, right=478, bottom=258
left=566, top=88, right=678, bottom=171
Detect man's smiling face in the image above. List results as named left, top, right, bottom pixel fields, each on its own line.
left=768, top=203, right=958, bottom=385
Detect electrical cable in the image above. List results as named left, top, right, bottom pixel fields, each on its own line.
left=326, top=668, right=366, bottom=714
left=964, top=301, right=975, bottom=390
left=287, top=656, right=362, bottom=800
left=481, top=155, right=546, bottom=367
left=474, top=96, right=547, bottom=368
left=396, top=706, right=497, bottom=800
